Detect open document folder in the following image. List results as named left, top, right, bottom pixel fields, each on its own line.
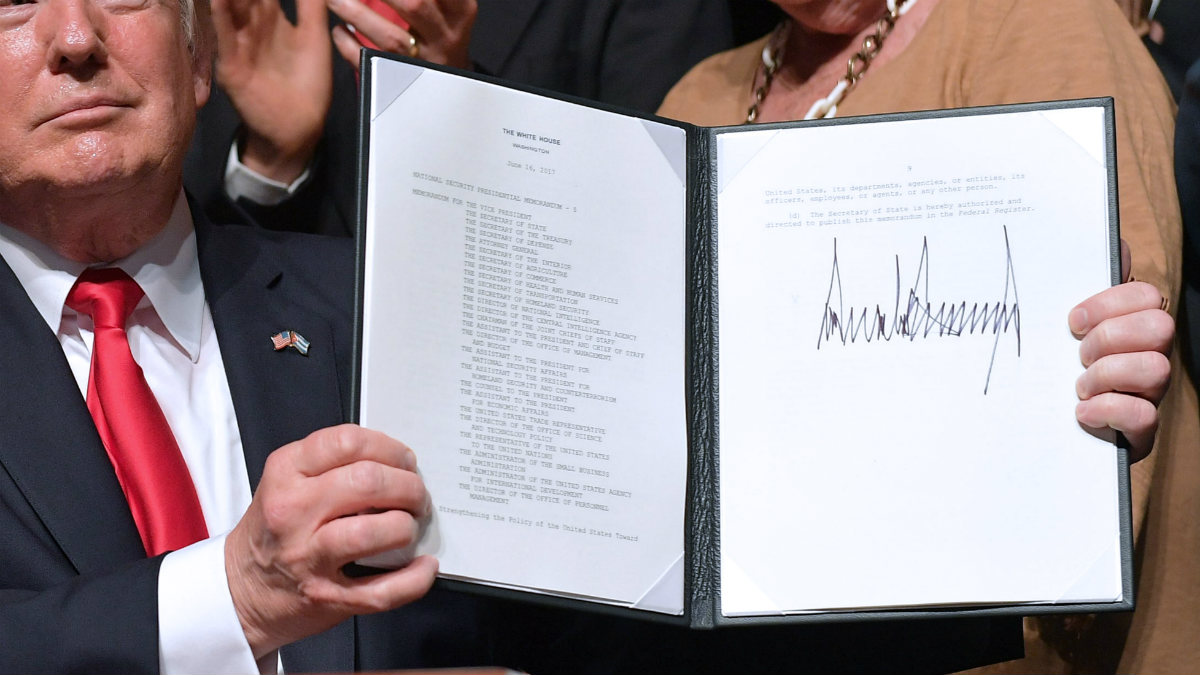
left=353, top=51, right=1131, bottom=628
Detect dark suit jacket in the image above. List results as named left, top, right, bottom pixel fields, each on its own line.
left=183, top=0, right=734, bottom=238
left=469, top=0, right=732, bottom=113
left=1177, top=59, right=1200, bottom=386
left=486, top=602, right=1021, bottom=674
left=0, top=209, right=487, bottom=673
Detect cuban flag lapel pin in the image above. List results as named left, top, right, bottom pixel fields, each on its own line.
left=270, top=330, right=311, bottom=356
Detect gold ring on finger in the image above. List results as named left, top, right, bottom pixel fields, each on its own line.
left=408, top=33, right=420, bottom=59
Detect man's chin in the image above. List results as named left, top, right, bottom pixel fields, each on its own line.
left=35, top=141, right=162, bottom=196
left=0, top=142, right=172, bottom=232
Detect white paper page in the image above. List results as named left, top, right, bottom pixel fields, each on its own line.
left=716, top=107, right=1121, bottom=615
left=360, top=58, right=688, bottom=612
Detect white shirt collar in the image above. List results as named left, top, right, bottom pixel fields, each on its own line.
left=0, top=190, right=205, bottom=362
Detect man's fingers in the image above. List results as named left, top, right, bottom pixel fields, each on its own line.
left=312, top=509, right=422, bottom=569
left=272, top=553, right=438, bottom=618
left=1076, top=351, right=1171, bottom=404
left=1069, top=281, right=1164, bottom=337
left=311, top=460, right=429, bottom=522
left=1077, top=308, right=1174, bottom=366
left=336, top=555, right=440, bottom=613
left=1076, top=392, right=1158, bottom=462
left=343, top=554, right=439, bottom=611
left=289, top=424, right=417, bottom=476
left=253, top=426, right=426, bottom=547
left=1068, top=270, right=1173, bottom=464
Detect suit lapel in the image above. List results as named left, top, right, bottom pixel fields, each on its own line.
left=0, top=256, right=145, bottom=574
left=195, top=218, right=355, bottom=672
left=196, top=223, right=347, bottom=491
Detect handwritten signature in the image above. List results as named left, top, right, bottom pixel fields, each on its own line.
left=816, top=227, right=1021, bottom=394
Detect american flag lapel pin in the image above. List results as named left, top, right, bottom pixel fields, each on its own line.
left=270, top=330, right=311, bottom=356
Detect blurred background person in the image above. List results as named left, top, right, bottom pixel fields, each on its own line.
left=185, top=0, right=735, bottom=236
left=655, top=0, right=1193, bottom=673
left=1139, top=0, right=1200, bottom=100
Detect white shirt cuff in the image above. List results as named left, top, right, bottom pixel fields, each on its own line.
left=223, top=142, right=313, bottom=207
left=159, top=532, right=266, bottom=674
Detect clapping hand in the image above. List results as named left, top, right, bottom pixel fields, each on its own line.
left=210, top=0, right=334, bottom=183
left=328, top=0, right=476, bottom=71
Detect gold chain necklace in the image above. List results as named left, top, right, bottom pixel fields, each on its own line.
left=746, top=0, right=916, bottom=123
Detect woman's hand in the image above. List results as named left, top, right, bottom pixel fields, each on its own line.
left=328, top=0, right=476, bottom=71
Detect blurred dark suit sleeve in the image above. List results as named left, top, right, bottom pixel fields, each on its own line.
left=1176, top=59, right=1200, bottom=384
left=470, top=0, right=733, bottom=113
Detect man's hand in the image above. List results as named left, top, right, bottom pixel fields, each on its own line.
left=1071, top=242, right=1173, bottom=461
left=225, top=425, right=437, bottom=658
left=328, top=0, right=476, bottom=71
left=211, top=0, right=334, bottom=184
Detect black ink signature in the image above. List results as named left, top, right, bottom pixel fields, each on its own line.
left=816, top=226, right=1021, bottom=394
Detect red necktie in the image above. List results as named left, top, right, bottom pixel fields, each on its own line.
left=66, top=268, right=208, bottom=556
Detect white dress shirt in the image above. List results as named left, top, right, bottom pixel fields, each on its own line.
left=0, top=193, right=266, bottom=674
left=224, top=142, right=312, bottom=206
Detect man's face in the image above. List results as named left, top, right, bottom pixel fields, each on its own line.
left=0, top=0, right=210, bottom=201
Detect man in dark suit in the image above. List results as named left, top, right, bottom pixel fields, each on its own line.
left=0, top=0, right=482, bottom=670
